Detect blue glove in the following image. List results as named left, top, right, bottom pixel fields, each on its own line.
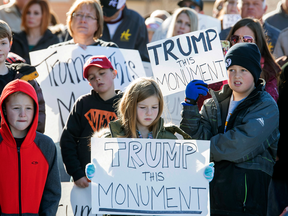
left=182, top=80, right=208, bottom=106
left=85, top=163, right=96, bottom=180
left=203, top=162, right=215, bottom=182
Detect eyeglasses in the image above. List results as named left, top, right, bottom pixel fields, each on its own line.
left=230, top=35, right=254, bottom=45
left=72, top=13, right=97, bottom=21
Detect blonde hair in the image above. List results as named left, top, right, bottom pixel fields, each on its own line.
left=167, top=7, right=198, bottom=38
left=0, top=20, right=12, bottom=42
left=66, top=0, right=103, bottom=40
left=118, top=77, right=164, bottom=138
left=22, top=0, right=51, bottom=35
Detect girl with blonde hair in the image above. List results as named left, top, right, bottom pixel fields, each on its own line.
left=101, top=77, right=190, bottom=139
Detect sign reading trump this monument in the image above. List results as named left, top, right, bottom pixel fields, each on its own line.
left=90, top=138, right=210, bottom=215
left=147, top=28, right=227, bottom=96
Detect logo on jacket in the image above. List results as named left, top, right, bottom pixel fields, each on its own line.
left=32, top=161, right=38, bottom=165
left=84, top=109, right=118, bottom=131
left=256, top=117, right=264, bottom=127
left=120, top=29, right=131, bottom=41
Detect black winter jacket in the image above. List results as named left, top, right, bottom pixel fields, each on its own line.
left=11, top=29, right=59, bottom=64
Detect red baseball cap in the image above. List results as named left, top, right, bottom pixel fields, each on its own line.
left=83, top=55, right=114, bottom=79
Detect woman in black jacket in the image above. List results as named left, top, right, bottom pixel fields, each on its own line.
left=10, top=0, right=59, bottom=64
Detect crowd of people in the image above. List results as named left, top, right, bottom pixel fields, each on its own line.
left=0, top=0, right=287, bottom=215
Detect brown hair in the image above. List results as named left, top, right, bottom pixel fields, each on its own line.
left=21, top=0, right=50, bottom=35
left=0, top=20, right=12, bottom=42
left=226, top=18, right=280, bottom=81
left=117, top=77, right=164, bottom=138
left=66, top=0, right=103, bottom=40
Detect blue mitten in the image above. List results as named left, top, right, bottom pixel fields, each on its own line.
left=182, top=80, right=208, bottom=106
left=85, top=163, right=96, bottom=180
left=203, top=162, right=215, bottom=182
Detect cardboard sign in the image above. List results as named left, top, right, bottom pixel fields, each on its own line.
left=90, top=138, right=210, bottom=215
left=30, top=46, right=145, bottom=143
left=222, top=14, right=241, bottom=30
left=147, top=28, right=227, bottom=96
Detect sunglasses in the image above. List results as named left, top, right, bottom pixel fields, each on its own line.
left=230, top=35, right=254, bottom=45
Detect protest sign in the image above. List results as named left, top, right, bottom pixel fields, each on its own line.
left=198, top=14, right=221, bottom=33
left=30, top=46, right=146, bottom=143
left=222, top=14, right=241, bottom=30
left=90, top=138, right=210, bottom=215
left=57, top=182, right=102, bottom=216
left=147, top=28, right=227, bottom=96
left=163, top=91, right=185, bottom=127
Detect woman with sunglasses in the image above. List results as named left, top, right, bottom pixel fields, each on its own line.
left=50, top=0, right=117, bottom=50
left=226, top=18, right=281, bottom=101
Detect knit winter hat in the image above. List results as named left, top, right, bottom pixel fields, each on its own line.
left=225, top=43, right=262, bottom=84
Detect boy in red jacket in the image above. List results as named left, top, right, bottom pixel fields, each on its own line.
left=0, top=79, right=61, bottom=215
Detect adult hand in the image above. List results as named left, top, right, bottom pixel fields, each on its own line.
left=182, top=80, right=208, bottom=106
left=74, top=176, right=89, bottom=188
left=203, top=162, right=215, bottom=182
left=85, top=163, right=96, bottom=180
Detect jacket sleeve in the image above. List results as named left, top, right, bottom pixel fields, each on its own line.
left=28, top=80, right=46, bottom=133
left=39, top=138, right=61, bottom=216
left=273, top=34, right=284, bottom=59
left=60, top=100, right=85, bottom=181
left=180, top=102, right=215, bottom=140
left=210, top=97, right=279, bottom=163
left=135, top=21, right=150, bottom=62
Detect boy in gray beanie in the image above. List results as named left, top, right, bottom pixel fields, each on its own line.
left=180, top=43, right=279, bottom=215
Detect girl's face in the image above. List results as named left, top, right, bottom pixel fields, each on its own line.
left=173, top=12, right=191, bottom=36
left=26, top=3, right=42, bottom=29
left=136, top=95, right=159, bottom=129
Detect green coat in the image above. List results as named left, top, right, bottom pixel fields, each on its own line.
left=103, top=118, right=191, bottom=139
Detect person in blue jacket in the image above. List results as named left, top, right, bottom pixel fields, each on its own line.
left=180, top=43, right=279, bottom=215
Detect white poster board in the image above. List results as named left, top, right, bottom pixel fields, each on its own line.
left=90, top=138, right=210, bottom=215
left=163, top=91, right=185, bottom=127
left=30, top=46, right=146, bottom=143
left=57, top=182, right=101, bottom=216
left=198, top=14, right=221, bottom=34
left=222, top=14, right=241, bottom=30
left=147, top=28, right=227, bottom=96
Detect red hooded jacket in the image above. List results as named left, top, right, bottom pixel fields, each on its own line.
left=0, top=79, right=60, bottom=215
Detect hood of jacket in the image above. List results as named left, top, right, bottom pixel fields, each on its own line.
left=0, top=79, right=39, bottom=148
left=109, top=117, right=191, bottom=139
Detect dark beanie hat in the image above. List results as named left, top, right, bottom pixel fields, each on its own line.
left=225, top=43, right=262, bottom=84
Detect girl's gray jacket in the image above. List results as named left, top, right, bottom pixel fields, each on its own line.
left=180, top=79, right=279, bottom=176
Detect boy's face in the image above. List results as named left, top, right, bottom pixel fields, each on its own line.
left=0, top=37, right=11, bottom=63
left=87, top=66, right=116, bottom=96
left=228, top=65, right=255, bottom=101
left=5, top=93, right=34, bottom=138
